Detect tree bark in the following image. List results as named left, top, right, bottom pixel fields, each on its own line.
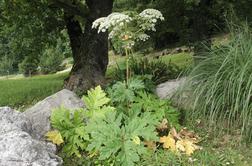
left=64, top=0, right=113, bottom=94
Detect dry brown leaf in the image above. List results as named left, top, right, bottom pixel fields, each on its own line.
left=170, top=127, right=181, bottom=140
left=144, top=141, right=156, bottom=150
left=157, top=119, right=168, bottom=131
left=179, top=128, right=199, bottom=140
left=160, top=128, right=202, bottom=156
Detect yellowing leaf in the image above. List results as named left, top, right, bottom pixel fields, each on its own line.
left=88, top=151, right=98, bottom=158
left=122, top=35, right=129, bottom=40
left=160, top=128, right=202, bottom=156
left=45, top=130, right=64, bottom=146
left=176, top=139, right=201, bottom=156
left=176, top=140, right=185, bottom=152
left=144, top=141, right=156, bottom=150
left=160, top=134, right=176, bottom=152
left=132, top=136, right=141, bottom=145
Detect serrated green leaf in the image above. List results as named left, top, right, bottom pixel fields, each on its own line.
left=83, top=85, right=110, bottom=110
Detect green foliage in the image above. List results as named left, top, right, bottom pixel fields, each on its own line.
left=84, top=79, right=179, bottom=165
left=130, top=57, right=181, bottom=85
left=0, top=0, right=66, bottom=73
left=48, top=76, right=180, bottom=165
left=108, top=77, right=145, bottom=105
left=18, top=56, right=39, bottom=76
left=184, top=24, right=252, bottom=141
left=0, top=55, right=14, bottom=76
left=39, top=47, right=64, bottom=74
left=134, top=91, right=180, bottom=128
left=82, top=86, right=115, bottom=120
left=50, top=107, right=88, bottom=157
left=83, top=86, right=110, bottom=111
left=111, top=57, right=182, bottom=86
left=86, top=111, right=159, bottom=166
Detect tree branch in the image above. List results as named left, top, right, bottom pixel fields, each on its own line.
left=49, top=0, right=89, bottom=18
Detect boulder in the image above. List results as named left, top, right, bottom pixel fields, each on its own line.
left=156, top=77, right=186, bottom=99
left=0, top=107, right=62, bottom=166
left=24, top=89, right=85, bottom=140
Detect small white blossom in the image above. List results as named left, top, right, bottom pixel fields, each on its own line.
left=152, top=19, right=157, bottom=23
left=137, top=34, right=150, bottom=42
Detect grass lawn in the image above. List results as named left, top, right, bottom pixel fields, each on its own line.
left=159, top=52, right=193, bottom=69
left=0, top=72, right=68, bottom=110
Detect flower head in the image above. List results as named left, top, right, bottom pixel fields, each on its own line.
left=92, top=13, right=132, bottom=33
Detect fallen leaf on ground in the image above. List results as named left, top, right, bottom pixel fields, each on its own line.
left=45, top=130, right=64, bottom=145
left=160, top=134, right=176, bottom=152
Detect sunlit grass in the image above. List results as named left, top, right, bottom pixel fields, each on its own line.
left=0, top=72, right=68, bottom=110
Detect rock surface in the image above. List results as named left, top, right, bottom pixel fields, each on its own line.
left=156, top=77, right=186, bottom=99
left=24, top=89, right=85, bottom=140
left=0, top=107, right=62, bottom=166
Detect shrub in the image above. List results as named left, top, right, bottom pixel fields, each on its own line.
left=130, top=58, right=181, bottom=84
left=48, top=79, right=181, bottom=165
left=50, top=108, right=87, bottom=157
left=0, top=55, right=14, bottom=76
left=184, top=24, right=252, bottom=141
left=18, top=56, right=39, bottom=76
left=39, top=47, right=64, bottom=74
left=113, top=57, right=182, bottom=85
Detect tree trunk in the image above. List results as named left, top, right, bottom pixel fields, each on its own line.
left=64, top=0, right=113, bottom=94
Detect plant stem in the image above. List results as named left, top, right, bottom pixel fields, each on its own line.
left=125, top=48, right=129, bottom=86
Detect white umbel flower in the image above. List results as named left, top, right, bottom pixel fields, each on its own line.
left=139, top=9, right=164, bottom=32
left=92, top=13, right=132, bottom=33
left=139, top=9, right=165, bottom=21
left=92, top=17, right=106, bottom=31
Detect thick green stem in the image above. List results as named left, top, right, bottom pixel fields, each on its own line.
left=125, top=48, right=129, bottom=86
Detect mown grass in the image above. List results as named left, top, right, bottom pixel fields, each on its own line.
left=159, top=52, right=193, bottom=69
left=0, top=72, right=68, bottom=110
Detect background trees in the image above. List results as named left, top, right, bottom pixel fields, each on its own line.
left=0, top=0, right=251, bottom=93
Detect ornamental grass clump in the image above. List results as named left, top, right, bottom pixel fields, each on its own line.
left=187, top=25, right=252, bottom=141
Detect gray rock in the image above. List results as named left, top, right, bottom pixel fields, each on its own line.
left=0, top=107, right=62, bottom=166
left=0, top=107, right=31, bottom=134
left=156, top=78, right=186, bottom=99
left=24, top=89, right=85, bottom=140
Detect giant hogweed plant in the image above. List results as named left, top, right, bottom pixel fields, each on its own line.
left=47, top=78, right=181, bottom=165
left=92, top=9, right=164, bottom=83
